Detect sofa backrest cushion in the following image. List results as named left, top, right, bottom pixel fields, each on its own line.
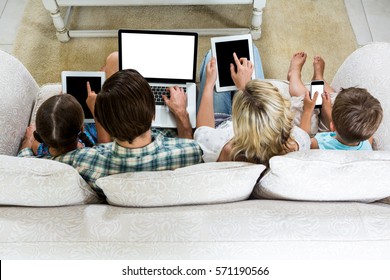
left=0, top=50, right=39, bottom=156
left=331, top=42, right=390, bottom=150
left=29, top=84, right=62, bottom=125
left=97, top=162, right=265, bottom=207
left=253, top=150, right=390, bottom=202
left=0, top=155, right=101, bottom=206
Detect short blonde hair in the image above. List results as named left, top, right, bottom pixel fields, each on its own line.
left=230, top=80, right=296, bottom=165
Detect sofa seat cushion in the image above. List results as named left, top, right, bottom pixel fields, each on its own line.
left=1, top=200, right=390, bottom=259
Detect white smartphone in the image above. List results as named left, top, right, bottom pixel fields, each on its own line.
left=310, top=80, right=325, bottom=108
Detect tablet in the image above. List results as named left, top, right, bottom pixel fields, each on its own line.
left=211, top=34, right=256, bottom=92
left=61, top=71, right=106, bottom=123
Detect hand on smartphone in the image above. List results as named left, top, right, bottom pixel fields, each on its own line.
left=310, top=80, right=325, bottom=108
left=303, top=90, right=318, bottom=114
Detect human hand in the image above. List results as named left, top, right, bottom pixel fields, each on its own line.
left=162, top=86, right=188, bottom=117
left=20, top=124, right=37, bottom=152
left=300, top=90, right=317, bottom=134
left=205, top=57, right=217, bottom=88
left=320, top=91, right=332, bottom=126
left=86, top=82, right=97, bottom=116
left=230, top=52, right=253, bottom=90
left=321, top=91, right=332, bottom=115
left=163, top=86, right=192, bottom=139
left=303, top=90, right=317, bottom=114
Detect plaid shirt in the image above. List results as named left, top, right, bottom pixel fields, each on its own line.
left=18, top=130, right=202, bottom=198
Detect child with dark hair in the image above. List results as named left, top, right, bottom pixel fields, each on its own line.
left=288, top=51, right=383, bottom=150
left=20, top=94, right=94, bottom=156
left=302, top=86, right=383, bottom=150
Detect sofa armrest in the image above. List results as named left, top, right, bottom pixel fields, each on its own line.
left=331, top=42, right=390, bottom=150
left=0, top=50, right=40, bottom=156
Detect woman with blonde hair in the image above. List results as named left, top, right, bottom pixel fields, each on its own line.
left=195, top=54, right=310, bottom=166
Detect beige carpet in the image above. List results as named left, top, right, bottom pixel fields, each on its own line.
left=13, top=0, right=357, bottom=86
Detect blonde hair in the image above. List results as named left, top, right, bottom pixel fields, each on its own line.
left=230, top=80, right=296, bottom=165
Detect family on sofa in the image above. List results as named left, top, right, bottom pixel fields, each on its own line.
left=16, top=46, right=384, bottom=200
left=2, top=42, right=390, bottom=260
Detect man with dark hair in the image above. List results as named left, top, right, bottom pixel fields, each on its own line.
left=92, top=69, right=194, bottom=142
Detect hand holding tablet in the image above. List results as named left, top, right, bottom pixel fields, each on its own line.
left=211, top=34, right=256, bottom=92
left=61, top=71, right=106, bottom=123
left=86, top=81, right=97, bottom=116
left=230, top=52, right=254, bottom=90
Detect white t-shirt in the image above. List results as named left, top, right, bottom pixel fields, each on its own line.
left=194, top=120, right=310, bottom=162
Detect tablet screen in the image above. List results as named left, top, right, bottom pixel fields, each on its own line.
left=211, top=34, right=255, bottom=92
left=65, top=76, right=103, bottom=121
left=215, top=39, right=251, bottom=88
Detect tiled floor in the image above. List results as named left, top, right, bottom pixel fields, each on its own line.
left=0, top=0, right=389, bottom=54
left=0, top=0, right=28, bottom=53
left=344, top=0, right=390, bottom=45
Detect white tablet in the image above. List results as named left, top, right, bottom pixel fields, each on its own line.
left=211, top=34, right=256, bottom=92
left=61, top=71, right=106, bottom=123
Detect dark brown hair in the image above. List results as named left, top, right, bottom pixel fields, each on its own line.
left=332, top=87, right=383, bottom=143
left=94, top=69, right=155, bottom=143
left=35, top=94, right=89, bottom=154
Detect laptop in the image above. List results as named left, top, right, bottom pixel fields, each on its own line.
left=118, top=29, right=198, bottom=128
left=61, top=71, right=106, bottom=123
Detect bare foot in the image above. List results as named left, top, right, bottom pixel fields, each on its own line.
left=312, top=55, right=335, bottom=93
left=288, top=52, right=307, bottom=97
left=287, top=52, right=306, bottom=81
left=312, top=55, right=325, bottom=81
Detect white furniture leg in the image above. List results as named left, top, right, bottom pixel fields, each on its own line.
left=251, top=0, right=266, bottom=40
left=42, top=0, right=71, bottom=42
left=41, top=0, right=266, bottom=42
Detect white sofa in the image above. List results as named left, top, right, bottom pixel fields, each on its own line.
left=1, top=42, right=390, bottom=260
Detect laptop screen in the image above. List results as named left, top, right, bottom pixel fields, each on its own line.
left=118, top=30, right=198, bottom=83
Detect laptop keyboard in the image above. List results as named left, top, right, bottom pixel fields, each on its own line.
left=151, top=86, right=186, bottom=105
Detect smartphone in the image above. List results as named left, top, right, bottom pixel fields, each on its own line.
left=310, top=80, right=325, bottom=108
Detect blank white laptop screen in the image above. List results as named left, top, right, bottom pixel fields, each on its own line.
left=119, top=30, right=197, bottom=83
